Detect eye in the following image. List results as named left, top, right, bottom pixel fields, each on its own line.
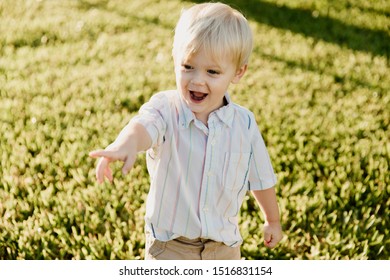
left=182, top=64, right=193, bottom=71
left=207, top=69, right=220, bottom=75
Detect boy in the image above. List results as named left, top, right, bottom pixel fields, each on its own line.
left=90, top=2, right=282, bottom=260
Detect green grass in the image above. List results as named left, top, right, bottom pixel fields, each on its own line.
left=0, top=0, right=389, bottom=260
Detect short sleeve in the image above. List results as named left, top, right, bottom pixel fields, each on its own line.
left=248, top=116, right=277, bottom=190
left=130, top=92, right=168, bottom=148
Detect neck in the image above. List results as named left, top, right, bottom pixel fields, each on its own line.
left=194, top=113, right=209, bottom=127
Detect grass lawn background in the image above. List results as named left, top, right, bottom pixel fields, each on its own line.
left=0, top=0, right=389, bottom=259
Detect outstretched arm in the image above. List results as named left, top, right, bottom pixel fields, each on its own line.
left=89, top=121, right=152, bottom=183
left=251, top=188, right=283, bottom=248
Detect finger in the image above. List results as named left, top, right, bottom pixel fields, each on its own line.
left=264, top=231, right=276, bottom=248
left=265, top=232, right=282, bottom=248
left=122, top=154, right=136, bottom=175
left=264, top=231, right=272, bottom=244
left=89, top=149, right=118, bottom=159
left=104, top=165, right=113, bottom=183
left=96, top=157, right=109, bottom=184
left=265, top=238, right=277, bottom=248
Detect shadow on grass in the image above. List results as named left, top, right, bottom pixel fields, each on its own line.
left=182, top=0, right=389, bottom=59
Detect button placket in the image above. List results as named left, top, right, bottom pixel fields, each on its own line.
left=198, top=119, right=219, bottom=237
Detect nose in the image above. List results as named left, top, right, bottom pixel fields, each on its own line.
left=190, top=72, right=206, bottom=86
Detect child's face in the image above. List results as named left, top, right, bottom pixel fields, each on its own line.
left=174, top=48, right=246, bottom=124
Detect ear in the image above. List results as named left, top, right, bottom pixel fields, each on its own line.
left=231, top=64, right=248, bottom=84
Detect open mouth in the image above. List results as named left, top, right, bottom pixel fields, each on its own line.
left=190, top=91, right=208, bottom=102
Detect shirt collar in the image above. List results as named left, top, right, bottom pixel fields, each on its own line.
left=177, top=91, right=234, bottom=129
left=214, top=93, right=234, bottom=127
left=177, top=94, right=196, bottom=129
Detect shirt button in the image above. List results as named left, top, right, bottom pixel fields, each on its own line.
left=211, top=140, right=216, bottom=146
left=207, top=171, right=213, bottom=177
left=203, top=207, right=209, bottom=212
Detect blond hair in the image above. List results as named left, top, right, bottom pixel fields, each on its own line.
left=172, top=2, right=253, bottom=70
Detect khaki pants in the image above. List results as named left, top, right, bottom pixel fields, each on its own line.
left=145, top=232, right=241, bottom=260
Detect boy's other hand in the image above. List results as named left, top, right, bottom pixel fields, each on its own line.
left=89, top=148, right=137, bottom=184
left=263, top=221, right=283, bottom=249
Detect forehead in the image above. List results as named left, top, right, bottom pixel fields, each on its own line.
left=177, top=45, right=236, bottom=69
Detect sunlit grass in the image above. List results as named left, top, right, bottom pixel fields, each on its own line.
left=0, top=0, right=388, bottom=259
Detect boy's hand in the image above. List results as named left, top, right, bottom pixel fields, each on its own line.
left=263, top=221, right=283, bottom=248
left=89, top=122, right=152, bottom=184
left=89, top=144, right=137, bottom=184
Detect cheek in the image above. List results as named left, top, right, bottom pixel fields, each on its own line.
left=174, top=69, right=183, bottom=81
left=175, top=74, right=188, bottom=91
left=209, top=79, right=225, bottom=90
left=210, top=81, right=230, bottom=96
left=178, top=72, right=191, bottom=84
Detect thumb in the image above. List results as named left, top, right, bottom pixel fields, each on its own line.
left=122, top=154, right=136, bottom=175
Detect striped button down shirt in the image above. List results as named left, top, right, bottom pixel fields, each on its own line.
left=131, top=90, right=277, bottom=247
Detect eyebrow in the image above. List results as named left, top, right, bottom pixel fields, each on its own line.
left=180, top=54, right=225, bottom=70
left=182, top=60, right=222, bottom=70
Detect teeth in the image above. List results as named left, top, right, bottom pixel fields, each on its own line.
left=190, top=91, right=207, bottom=101
left=192, top=91, right=204, bottom=97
